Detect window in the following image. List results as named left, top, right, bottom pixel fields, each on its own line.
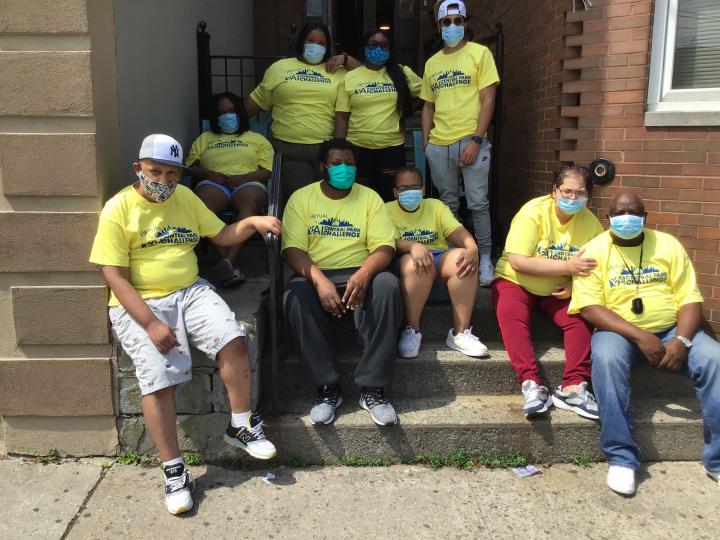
left=646, top=0, right=720, bottom=126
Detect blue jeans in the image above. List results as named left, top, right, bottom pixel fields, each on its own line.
left=591, top=327, right=720, bottom=472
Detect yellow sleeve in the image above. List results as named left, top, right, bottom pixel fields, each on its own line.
left=669, top=238, right=704, bottom=306
left=335, top=78, right=351, bottom=113
left=249, top=62, right=278, bottom=111
left=477, top=46, right=500, bottom=90
left=568, top=241, right=606, bottom=314
left=186, top=134, right=203, bottom=166
left=89, top=210, right=129, bottom=267
left=256, top=135, right=274, bottom=171
left=402, top=65, right=423, bottom=98
left=191, top=192, right=225, bottom=238
left=281, top=192, right=309, bottom=253
left=504, top=211, right=539, bottom=257
left=438, top=201, right=462, bottom=238
left=420, top=66, right=435, bottom=102
left=366, top=193, right=397, bottom=253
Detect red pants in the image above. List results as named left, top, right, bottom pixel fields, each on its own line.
left=491, top=278, right=592, bottom=387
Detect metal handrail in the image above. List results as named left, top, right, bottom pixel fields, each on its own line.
left=265, top=153, right=283, bottom=415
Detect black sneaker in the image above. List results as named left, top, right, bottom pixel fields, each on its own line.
left=223, top=414, right=277, bottom=459
left=309, top=384, right=343, bottom=425
left=163, top=463, right=194, bottom=515
left=359, top=387, right=398, bottom=426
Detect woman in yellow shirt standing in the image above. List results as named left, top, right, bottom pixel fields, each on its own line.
left=335, top=29, right=423, bottom=202
left=245, top=22, right=360, bottom=201
left=187, top=92, right=274, bottom=285
left=492, top=165, right=603, bottom=420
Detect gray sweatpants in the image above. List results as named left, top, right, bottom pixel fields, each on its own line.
left=283, top=269, right=403, bottom=389
left=425, top=136, right=492, bottom=254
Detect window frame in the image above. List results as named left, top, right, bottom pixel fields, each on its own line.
left=646, top=0, right=720, bottom=126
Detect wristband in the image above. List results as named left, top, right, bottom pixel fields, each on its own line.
left=674, top=335, right=692, bottom=348
left=471, top=135, right=484, bottom=145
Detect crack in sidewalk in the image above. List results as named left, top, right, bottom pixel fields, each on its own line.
left=60, top=464, right=111, bottom=540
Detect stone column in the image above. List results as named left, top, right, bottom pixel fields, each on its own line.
left=0, top=0, right=118, bottom=456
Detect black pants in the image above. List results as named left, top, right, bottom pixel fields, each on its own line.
left=283, top=268, right=403, bottom=389
left=356, top=144, right=406, bottom=203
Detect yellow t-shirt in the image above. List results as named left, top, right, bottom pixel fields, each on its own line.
left=385, top=198, right=462, bottom=252
left=89, top=184, right=225, bottom=306
left=494, top=195, right=604, bottom=297
left=336, top=65, right=423, bottom=149
left=186, top=130, right=274, bottom=178
left=568, top=229, right=704, bottom=332
left=420, top=42, right=500, bottom=145
left=249, top=58, right=345, bottom=144
left=282, top=181, right=396, bottom=270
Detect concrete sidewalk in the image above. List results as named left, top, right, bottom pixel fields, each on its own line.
left=2, top=459, right=718, bottom=539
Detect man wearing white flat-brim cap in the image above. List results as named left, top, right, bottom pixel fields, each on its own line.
left=422, top=0, right=500, bottom=288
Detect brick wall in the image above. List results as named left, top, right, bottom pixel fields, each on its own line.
left=474, top=0, right=720, bottom=333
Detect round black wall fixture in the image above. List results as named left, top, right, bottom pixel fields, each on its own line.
left=590, top=157, right=615, bottom=186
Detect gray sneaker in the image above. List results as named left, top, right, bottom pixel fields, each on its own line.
left=309, top=385, right=342, bottom=425
left=552, top=382, right=599, bottom=420
left=359, top=387, right=398, bottom=426
left=521, top=380, right=552, bottom=418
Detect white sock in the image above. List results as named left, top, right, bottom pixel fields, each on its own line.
left=163, top=456, right=185, bottom=478
left=480, top=253, right=492, bottom=266
left=231, top=410, right=252, bottom=428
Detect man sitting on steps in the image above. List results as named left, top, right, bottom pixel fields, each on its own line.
left=569, top=191, right=720, bottom=496
left=282, top=138, right=403, bottom=426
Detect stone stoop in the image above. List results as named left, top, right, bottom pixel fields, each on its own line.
left=256, top=288, right=703, bottom=466
left=115, top=278, right=270, bottom=456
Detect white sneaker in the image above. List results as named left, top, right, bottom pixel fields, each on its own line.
left=164, top=466, right=194, bottom=515
left=607, top=465, right=636, bottom=496
left=224, top=414, right=277, bottom=460
left=398, top=326, right=422, bottom=358
left=445, top=328, right=489, bottom=357
left=479, top=261, right=494, bottom=288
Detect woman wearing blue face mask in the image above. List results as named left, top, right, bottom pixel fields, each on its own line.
left=187, top=92, right=274, bottom=286
left=335, top=29, right=423, bottom=202
left=386, top=166, right=488, bottom=359
left=492, top=165, right=604, bottom=422
left=245, top=22, right=361, bottom=202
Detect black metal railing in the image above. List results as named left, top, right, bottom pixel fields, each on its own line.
left=265, top=153, right=283, bottom=415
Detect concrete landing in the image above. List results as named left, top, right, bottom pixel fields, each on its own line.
left=5, top=459, right=716, bottom=540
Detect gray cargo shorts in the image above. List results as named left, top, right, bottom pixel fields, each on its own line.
left=109, top=279, right=245, bottom=396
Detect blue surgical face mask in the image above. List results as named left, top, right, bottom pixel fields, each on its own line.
left=326, top=163, right=356, bottom=190
left=398, top=190, right=423, bottom=212
left=441, top=24, right=465, bottom=47
left=218, top=112, right=239, bottom=134
left=556, top=197, right=587, bottom=216
left=609, top=214, right=645, bottom=240
left=303, top=43, right=326, bottom=64
left=365, top=46, right=390, bottom=66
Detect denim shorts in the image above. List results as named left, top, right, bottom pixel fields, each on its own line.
left=428, top=250, right=451, bottom=303
left=195, top=179, right=267, bottom=199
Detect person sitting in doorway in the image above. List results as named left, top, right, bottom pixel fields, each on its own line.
left=187, top=91, right=274, bottom=286
left=492, top=165, right=603, bottom=420
left=282, top=138, right=402, bottom=427
left=569, top=190, right=720, bottom=496
left=386, top=166, right=488, bottom=359
left=90, top=134, right=281, bottom=515
left=335, top=28, right=423, bottom=202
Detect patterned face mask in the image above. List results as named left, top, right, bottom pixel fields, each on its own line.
left=138, top=171, right=177, bottom=202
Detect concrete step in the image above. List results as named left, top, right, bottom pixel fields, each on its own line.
left=264, top=342, right=695, bottom=401
left=263, top=396, right=703, bottom=465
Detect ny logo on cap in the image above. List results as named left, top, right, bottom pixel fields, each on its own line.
left=170, top=145, right=179, bottom=158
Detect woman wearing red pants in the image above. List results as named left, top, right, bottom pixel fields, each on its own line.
left=492, top=165, right=603, bottom=420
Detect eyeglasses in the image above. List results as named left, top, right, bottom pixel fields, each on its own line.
left=395, top=184, right=423, bottom=193
left=366, top=40, right=390, bottom=51
left=557, top=187, right=588, bottom=199
left=440, top=16, right=465, bottom=27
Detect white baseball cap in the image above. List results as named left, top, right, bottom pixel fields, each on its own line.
left=138, top=134, right=186, bottom=168
left=437, top=0, right=467, bottom=20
